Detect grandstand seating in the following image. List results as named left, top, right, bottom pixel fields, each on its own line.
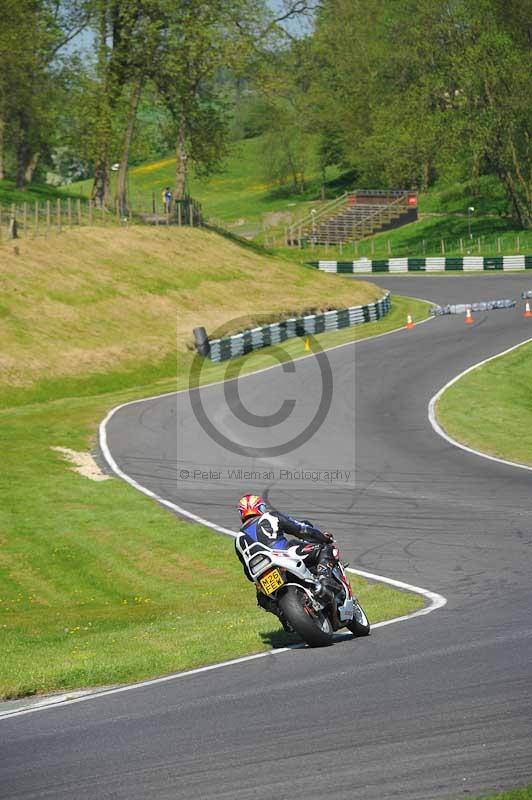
left=286, top=190, right=418, bottom=246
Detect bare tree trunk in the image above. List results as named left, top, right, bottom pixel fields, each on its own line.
left=0, top=117, right=5, bottom=181
left=175, top=118, right=187, bottom=200
left=24, top=152, right=40, bottom=183
left=422, top=160, right=430, bottom=191
left=421, top=158, right=437, bottom=191
left=500, top=170, right=532, bottom=229
left=92, top=153, right=110, bottom=208
left=15, top=137, right=28, bottom=189
left=13, top=107, right=31, bottom=189
left=91, top=0, right=112, bottom=208
left=286, top=148, right=299, bottom=193
left=117, top=78, right=143, bottom=216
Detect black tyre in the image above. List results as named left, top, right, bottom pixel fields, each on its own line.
left=278, top=587, right=334, bottom=647
left=346, top=600, right=370, bottom=637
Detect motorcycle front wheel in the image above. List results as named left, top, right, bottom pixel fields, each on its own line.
left=346, top=600, right=370, bottom=637
left=278, top=587, right=334, bottom=647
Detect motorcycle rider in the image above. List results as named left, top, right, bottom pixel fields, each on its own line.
left=236, top=494, right=339, bottom=627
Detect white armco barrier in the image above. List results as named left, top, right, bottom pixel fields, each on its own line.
left=503, top=256, right=525, bottom=270
left=425, top=257, right=446, bottom=271
left=389, top=258, right=408, bottom=273
left=315, top=254, right=532, bottom=273
left=463, top=256, right=484, bottom=271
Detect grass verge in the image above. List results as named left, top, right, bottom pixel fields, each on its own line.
left=436, top=340, right=532, bottom=466
left=275, top=218, right=532, bottom=265
left=0, top=294, right=431, bottom=700
left=473, top=787, right=532, bottom=800
left=0, top=225, right=383, bottom=406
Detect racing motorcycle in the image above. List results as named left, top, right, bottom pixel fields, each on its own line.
left=236, top=530, right=370, bottom=647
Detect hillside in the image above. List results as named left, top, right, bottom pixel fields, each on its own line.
left=64, top=137, right=339, bottom=239
left=0, top=179, right=77, bottom=206
left=0, top=225, right=381, bottom=406
left=6, top=142, right=529, bottom=259
left=62, top=145, right=529, bottom=256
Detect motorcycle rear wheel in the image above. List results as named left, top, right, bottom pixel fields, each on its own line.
left=346, top=600, right=370, bottom=637
left=278, top=587, right=334, bottom=647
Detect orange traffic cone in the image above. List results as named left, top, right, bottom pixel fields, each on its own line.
left=523, top=300, right=532, bottom=318
left=465, top=307, right=474, bottom=325
left=405, top=314, right=415, bottom=330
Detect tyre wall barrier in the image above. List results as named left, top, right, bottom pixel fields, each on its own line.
left=204, top=293, right=391, bottom=362
left=312, top=255, right=532, bottom=273
left=431, top=299, right=516, bottom=315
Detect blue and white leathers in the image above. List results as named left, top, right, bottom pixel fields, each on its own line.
left=241, top=512, right=291, bottom=550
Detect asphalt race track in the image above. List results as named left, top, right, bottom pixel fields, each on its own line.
left=2, top=274, right=532, bottom=799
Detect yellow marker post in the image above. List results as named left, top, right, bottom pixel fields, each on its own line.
left=304, top=336, right=311, bottom=352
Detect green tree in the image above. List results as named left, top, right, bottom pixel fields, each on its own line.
left=86, top=0, right=318, bottom=207
left=90, top=0, right=149, bottom=206
left=308, top=0, right=531, bottom=225
left=153, top=1, right=257, bottom=200
left=0, top=0, right=90, bottom=187
left=453, top=0, right=532, bottom=226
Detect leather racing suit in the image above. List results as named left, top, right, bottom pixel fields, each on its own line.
left=236, top=510, right=338, bottom=623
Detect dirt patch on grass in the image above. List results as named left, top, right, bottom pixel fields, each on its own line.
left=52, top=447, right=111, bottom=482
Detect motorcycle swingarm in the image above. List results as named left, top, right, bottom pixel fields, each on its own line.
left=279, top=582, right=326, bottom=612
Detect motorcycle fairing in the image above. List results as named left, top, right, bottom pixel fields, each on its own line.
left=235, top=534, right=355, bottom=623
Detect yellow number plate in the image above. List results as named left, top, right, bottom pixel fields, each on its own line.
left=260, top=569, right=284, bottom=595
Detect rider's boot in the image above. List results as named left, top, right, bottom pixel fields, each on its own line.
left=316, top=570, right=338, bottom=596
left=256, top=591, right=294, bottom=632
left=316, top=546, right=340, bottom=595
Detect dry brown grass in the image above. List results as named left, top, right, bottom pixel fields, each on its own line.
left=0, top=226, right=380, bottom=393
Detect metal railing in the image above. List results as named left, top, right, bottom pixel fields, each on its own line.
left=285, top=192, right=350, bottom=244
left=286, top=190, right=415, bottom=246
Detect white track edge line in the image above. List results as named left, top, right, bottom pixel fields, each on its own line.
left=428, top=336, right=532, bottom=472
left=346, top=567, right=447, bottom=625
left=1, top=568, right=446, bottom=721
left=1, top=307, right=444, bottom=722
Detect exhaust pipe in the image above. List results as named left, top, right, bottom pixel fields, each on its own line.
left=314, top=580, right=334, bottom=604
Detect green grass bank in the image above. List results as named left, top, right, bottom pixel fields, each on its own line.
left=436, top=340, right=532, bottom=466
left=0, top=225, right=383, bottom=407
